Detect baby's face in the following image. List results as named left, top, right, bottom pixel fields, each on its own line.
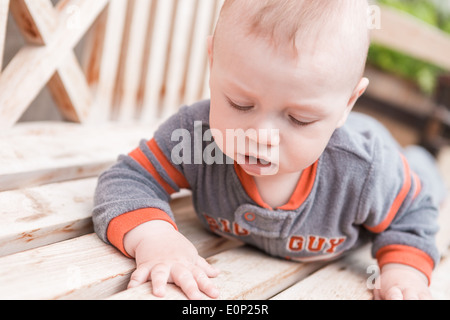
left=208, top=29, right=367, bottom=177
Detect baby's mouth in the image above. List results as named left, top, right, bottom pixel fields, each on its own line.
left=236, top=153, right=279, bottom=176
left=245, top=155, right=271, bottom=166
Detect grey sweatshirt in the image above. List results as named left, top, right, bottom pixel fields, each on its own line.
left=93, top=100, right=446, bottom=282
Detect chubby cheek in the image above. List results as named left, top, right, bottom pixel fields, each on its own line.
left=280, top=134, right=329, bottom=172
left=209, top=106, right=236, bottom=160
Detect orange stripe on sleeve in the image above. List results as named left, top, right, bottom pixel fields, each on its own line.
left=365, top=153, right=412, bottom=233
left=412, top=172, right=422, bottom=200
left=376, top=244, right=434, bottom=285
left=147, top=139, right=190, bottom=189
left=129, top=147, right=176, bottom=195
left=107, top=208, right=178, bottom=258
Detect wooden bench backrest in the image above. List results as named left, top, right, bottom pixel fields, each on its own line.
left=0, top=0, right=223, bottom=129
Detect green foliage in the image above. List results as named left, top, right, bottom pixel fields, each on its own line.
left=368, top=0, right=450, bottom=95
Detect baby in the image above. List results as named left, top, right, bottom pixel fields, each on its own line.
left=93, top=0, right=446, bottom=300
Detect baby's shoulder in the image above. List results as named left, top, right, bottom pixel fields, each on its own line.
left=325, top=112, right=400, bottom=167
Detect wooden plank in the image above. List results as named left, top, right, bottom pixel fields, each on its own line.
left=270, top=245, right=375, bottom=300
left=371, top=5, right=450, bottom=71
left=0, top=0, right=9, bottom=73
left=430, top=249, right=450, bottom=300
left=183, top=0, right=215, bottom=105
left=0, top=184, right=189, bottom=258
left=199, top=0, right=223, bottom=101
left=364, top=66, right=435, bottom=117
left=115, top=0, right=153, bottom=122
left=9, top=0, right=56, bottom=45
left=161, top=0, right=197, bottom=119
left=140, top=0, right=176, bottom=123
left=11, top=0, right=95, bottom=123
left=108, top=246, right=325, bottom=300
left=0, top=121, right=157, bottom=191
left=0, top=197, right=242, bottom=299
left=47, top=51, right=93, bottom=122
left=82, top=0, right=128, bottom=122
left=0, top=178, right=96, bottom=257
left=0, top=0, right=108, bottom=129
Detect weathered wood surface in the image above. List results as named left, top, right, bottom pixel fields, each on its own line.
left=0, top=121, right=159, bottom=191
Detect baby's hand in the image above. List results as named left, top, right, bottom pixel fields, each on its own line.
left=373, top=263, right=432, bottom=300
left=124, top=220, right=220, bottom=300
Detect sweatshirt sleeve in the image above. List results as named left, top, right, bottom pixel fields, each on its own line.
left=358, top=141, right=443, bottom=284
left=92, top=102, right=208, bottom=257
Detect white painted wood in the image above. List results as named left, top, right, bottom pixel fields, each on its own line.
left=183, top=0, right=215, bottom=105
left=0, top=178, right=97, bottom=257
left=0, top=0, right=10, bottom=73
left=82, top=0, right=128, bottom=123
left=108, top=246, right=325, bottom=300
left=0, top=196, right=242, bottom=300
left=160, top=0, right=196, bottom=119
left=271, top=246, right=375, bottom=300
left=140, top=0, right=176, bottom=122
left=115, top=0, right=153, bottom=122
left=0, top=0, right=109, bottom=128
left=0, top=121, right=158, bottom=191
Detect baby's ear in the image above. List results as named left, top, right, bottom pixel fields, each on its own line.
left=337, top=77, right=370, bottom=128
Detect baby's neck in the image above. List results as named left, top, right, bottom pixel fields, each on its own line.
left=253, top=171, right=302, bottom=208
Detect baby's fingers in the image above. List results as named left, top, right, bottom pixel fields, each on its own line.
left=193, top=268, right=220, bottom=299
left=384, top=287, right=403, bottom=300
left=172, top=265, right=204, bottom=300
left=150, top=264, right=171, bottom=297
left=128, top=265, right=152, bottom=289
left=197, top=257, right=220, bottom=278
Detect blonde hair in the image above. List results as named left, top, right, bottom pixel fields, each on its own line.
left=213, top=0, right=370, bottom=87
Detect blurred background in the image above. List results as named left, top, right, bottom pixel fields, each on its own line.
left=2, top=0, right=450, bottom=153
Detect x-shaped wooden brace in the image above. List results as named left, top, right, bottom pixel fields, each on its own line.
left=0, top=0, right=109, bottom=128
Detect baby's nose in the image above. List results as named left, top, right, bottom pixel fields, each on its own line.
left=246, top=127, right=280, bottom=147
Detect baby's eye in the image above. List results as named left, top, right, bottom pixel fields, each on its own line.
left=227, top=99, right=254, bottom=112
left=289, top=115, right=314, bottom=127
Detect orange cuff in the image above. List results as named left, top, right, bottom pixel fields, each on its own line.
left=376, top=244, right=435, bottom=285
left=107, top=208, right=178, bottom=258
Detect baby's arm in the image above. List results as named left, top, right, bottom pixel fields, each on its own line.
left=374, top=263, right=431, bottom=300
left=124, top=221, right=220, bottom=299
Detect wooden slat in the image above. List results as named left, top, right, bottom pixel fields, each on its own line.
left=115, top=0, right=153, bottom=122
left=0, top=121, right=157, bottom=191
left=9, top=0, right=56, bottom=45
left=364, top=66, right=435, bottom=117
left=108, top=246, right=325, bottom=300
left=140, top=0, right=176, bottom=123
left=10, top=0, right=94, bottom=123
left=371, top=5, right=450, bottom=71
left=183, top=0, right=216, bottom=105
left=47, top=51, right=93, bottom=122
left=0, top=196, right=242, bottom=300
left=0, top=0, right=9, bottom=73
left=270, top=246, right=375, bottom=300
left=0, top=0, right=108, bottom=129
left=82, top=0, right=128, bottom=122
left=161, top=0, right=197, bottom=119
left=0, top=178, right=96, bottom=257
left=430, top=249, right=450, bottom=300
left=200, top=0, right=223, bottom=101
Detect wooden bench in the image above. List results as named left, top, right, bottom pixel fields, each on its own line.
left=1, top=0, right=450, bottom=300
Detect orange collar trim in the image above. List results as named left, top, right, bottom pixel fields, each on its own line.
left=234, top=160, right=319, bottom=211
